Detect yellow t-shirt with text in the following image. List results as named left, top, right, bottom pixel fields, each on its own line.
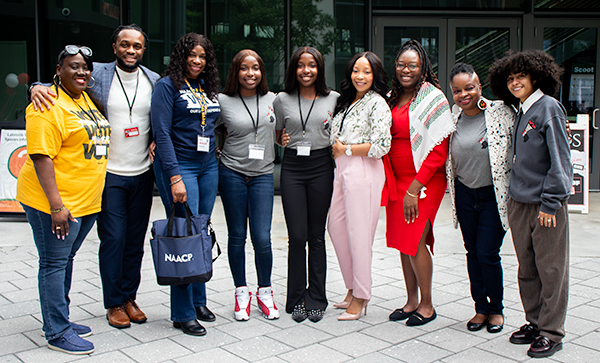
left=17, top=87, right=111, bottom=217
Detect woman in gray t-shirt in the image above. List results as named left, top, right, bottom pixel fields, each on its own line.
left=447, top=62, right=514, bottom=334
left=217, top=49, right=281, bottom=322
left=273, top=47, right=339, bottom=323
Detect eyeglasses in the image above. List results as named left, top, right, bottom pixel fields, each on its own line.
left=395, top=62, right=420, bottom=71
left=64, top=45, right=93, bottom=57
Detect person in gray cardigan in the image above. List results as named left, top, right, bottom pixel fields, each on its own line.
left=488, top=50, right=572, bottom=359
left=446, top=63, right=514, bottom=334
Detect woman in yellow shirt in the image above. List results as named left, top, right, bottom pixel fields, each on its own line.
left=17, top=45, right=110, bottom=355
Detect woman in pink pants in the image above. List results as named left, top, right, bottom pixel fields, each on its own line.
left=328, top=51, right=392, bottom=320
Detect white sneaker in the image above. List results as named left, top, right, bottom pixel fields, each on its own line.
left=234, top=286, right=251, bottom=321
left=257, top=286, right=280, bottom=320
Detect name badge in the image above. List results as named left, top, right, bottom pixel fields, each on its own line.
left=124, top=125, right=139, bottom=138
left=96, top=144, right=107, bottom=156
left=296, top=141, right=311, bottom=156
left=249, top=144, right=265, bottom=160
left=197, top=135, right=210, bottom=152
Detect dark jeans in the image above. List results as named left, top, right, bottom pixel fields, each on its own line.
left=281, top=148, right=333, bottom=312
left=98, top=170, right=154, bottom=309
left=22, top=204, right=97, bottom=340
left=455, top=179, right=506, bottom=315
left=219, top=164, right=273, bottom=288
left=154, top=152, right=218, bottom=322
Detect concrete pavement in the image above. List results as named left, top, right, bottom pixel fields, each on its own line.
left=1, top=192, right=599, bottom=362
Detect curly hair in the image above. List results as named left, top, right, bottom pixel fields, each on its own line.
left=449, top=62, right=475, bottom=83
left=284, top=47, right=330, bottom=96
left=222, top=49, right=269, bottom=96
left=388, top=39, right=440, bottom=109
left=334, top=51, right=388, bottom=116
left=163, top=33, right=220, bottom=99
left=111, top=24, right=148, bottom=48
left=488, top=50, right=563, bottom=108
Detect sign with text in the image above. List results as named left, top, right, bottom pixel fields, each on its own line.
left=0, top=129, right=26, bottom=213
left=568, top=117, right=589, bottom=214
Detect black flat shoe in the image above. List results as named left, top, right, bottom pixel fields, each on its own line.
left=406, top=310, right=436, bottom=326
left=195, top=306, right=216, bottom=322
left=173, top=320, right=207, bottom=336
left=292, top=303, right=307, bottom=323
left=307, top=308, right=324, bottom=323
left=467, top=317, right=488, bottom=331
left=487, top=315, right=504, bottom=333
left=389, top=308, right=417, bottom=321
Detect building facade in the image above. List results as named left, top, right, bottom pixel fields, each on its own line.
left=1, top=0, right=599, bottom=187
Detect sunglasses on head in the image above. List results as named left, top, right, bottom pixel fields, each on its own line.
left=63, top=45, right=93, bottom=57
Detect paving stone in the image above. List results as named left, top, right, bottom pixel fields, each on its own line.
left=173, top=347, right=247, bottom=363
left=16, top=346, right=81, bottom=363
left=322, top=332, right=392, bottom=358
left=221, top=336, right=293, bottom=362
left=216, top=318, right=281, bottom=340
left=350, top=351, right=406, bottom=363
left=0, top=315, right=41, bottom=337
left=417, top=327, right=487, bottom=353
left=278, top=343, right=351, bottom=362
left=265, top=324, right=333, bottom=348
left=86, top=329, right=140, bottom=354
left=0, top=354, right=23, bottom=363
left=310, top=314, right=371, bottom=336
left=552, top=342, right=600, bottom=362
left=120, top=339, right=193, bottom=362
left=169, top=326, right=239, bottom=352
left=380, top=339, right=453, bottom=363
left=0, top=333, right=37, bottom=354
left=71, top=350, right=137, bottom=362
left=439, top=347, right=517, bottom=363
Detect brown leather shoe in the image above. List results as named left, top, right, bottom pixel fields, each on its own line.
left=107, top=305, right=131, bottom=329
left=124, top=299, right=147, bottom=324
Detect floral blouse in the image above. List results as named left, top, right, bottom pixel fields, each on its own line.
left=329, top=90, right=392, bottom=158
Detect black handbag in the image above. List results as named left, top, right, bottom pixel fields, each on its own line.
left=150, top=202, right=220, bottom=285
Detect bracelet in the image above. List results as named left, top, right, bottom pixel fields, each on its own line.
left=170, top=177, right=183, bottom=186
left=406, top=190, right=419, bottom=198
left=50, top=205, right=65, bottom=213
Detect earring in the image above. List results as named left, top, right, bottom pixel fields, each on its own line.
left=477, top=99, right=487, bottom=111
left=53, top=74, right=61, bottom=87
left=87, top=76, right=96, bottom=89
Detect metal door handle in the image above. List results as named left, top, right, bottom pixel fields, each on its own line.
left=594, top=108, right=599, bottom=130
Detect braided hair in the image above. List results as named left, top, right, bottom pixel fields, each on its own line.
left=388, top=39, right=440, bottom=109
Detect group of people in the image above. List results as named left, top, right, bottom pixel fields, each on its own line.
left=18, top=23, right=571, bottom=360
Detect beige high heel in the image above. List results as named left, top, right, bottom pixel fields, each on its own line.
left=333, top=300, right=351, bottom=309
left=338, top=299, right=368, bottom=321
left=333, top=290, right=353, bottom=309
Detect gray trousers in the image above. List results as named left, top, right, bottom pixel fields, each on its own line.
left=507, top=198, right=569, bottom=343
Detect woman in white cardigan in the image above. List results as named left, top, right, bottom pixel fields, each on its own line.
left=446, top=62, right=515, bottom=334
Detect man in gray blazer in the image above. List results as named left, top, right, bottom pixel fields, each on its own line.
left=30, top=25, right=165, bottom=329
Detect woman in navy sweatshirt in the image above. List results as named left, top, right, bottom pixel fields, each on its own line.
left=151, top=33, right=220, bottom=337
left=488, top=50, right=572, bottom=359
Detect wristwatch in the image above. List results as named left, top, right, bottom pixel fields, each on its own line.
left=345, top=144, right=353, bottom=156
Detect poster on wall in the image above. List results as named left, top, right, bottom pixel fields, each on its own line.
left=0, top=129, right=26, bottom=213
left=568, top=116, right=589, bottom=214
left=568, top=64, right=594, bottom=111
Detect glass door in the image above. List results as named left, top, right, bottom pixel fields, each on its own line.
left=447, top=18, right=520, bottom=99
left=372, top=17, right=447, bottom=90
left=534, top=19, right=600, bottom=190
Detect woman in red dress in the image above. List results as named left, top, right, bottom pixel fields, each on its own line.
left=382, top=40, right=454, bottom=326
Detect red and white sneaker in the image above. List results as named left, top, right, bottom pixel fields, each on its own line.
left=257, top=286, right=280, bottom=320
left=234, top=286, right=251, bottom=321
